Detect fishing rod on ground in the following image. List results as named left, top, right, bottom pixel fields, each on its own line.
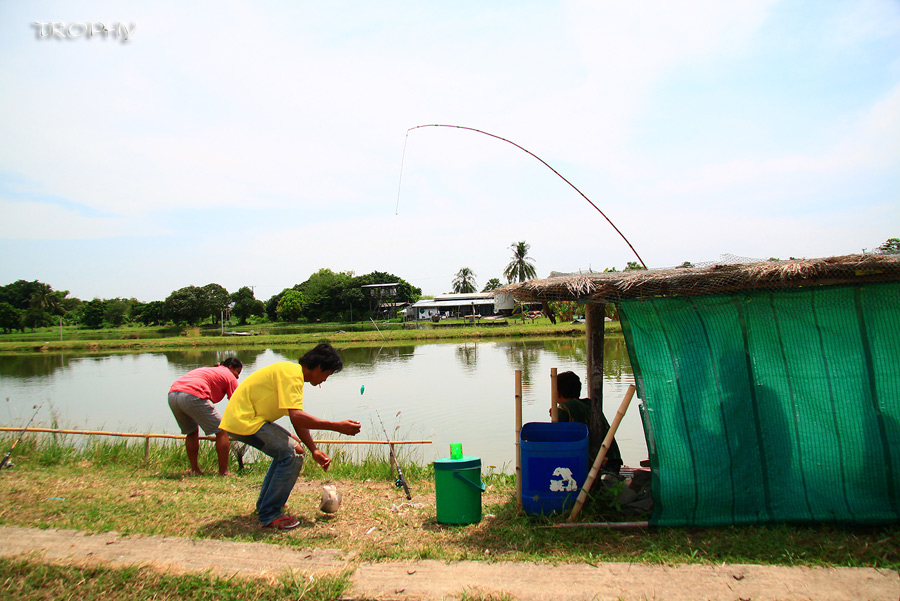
left=1, top=403, right=43, bottom=470
left=375, top=409, right=412, bottom=500
left=361, top=385, right=411, bottom=500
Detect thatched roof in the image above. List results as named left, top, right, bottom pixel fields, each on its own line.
left=498, top=253, right=900, bottom=303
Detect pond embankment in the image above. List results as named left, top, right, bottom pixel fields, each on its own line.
left=0, top=320, right=610, bottom=353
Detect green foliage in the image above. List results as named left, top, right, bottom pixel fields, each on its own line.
left=201, top=283, right=231, bottom=323
left=503, top=241, right=537, bottom=283
left=229, top=287, right=265, bottom=325
left=267, top=269, right=422, bottom=323
left=624, top=261, right=646, bottom=271
left=164, top=286, right=207, bottom=325
left=296, top=268, right=355, bottom=321
left=0, top=301, right=22, bottom=333
left=276, top=289, right=305, bottom=322
left=79, top=299, right=107, bottom=329
left=878, top=237, right=899, bottom=253
left=0, top=279, right=76, bottom=330
left=103, top=298, right=132, bottom=327
left=164, top=284, right=232, bottom=325
left=452, top=267, right=477, bottom=293
left=547, top=301, right=577, bottom=321
left=482, top=278, right=502, bottom=292
left=134, top=300, right=166, bottom=326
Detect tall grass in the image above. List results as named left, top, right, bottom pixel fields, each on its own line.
left=0, top=431, right=435, bottom=483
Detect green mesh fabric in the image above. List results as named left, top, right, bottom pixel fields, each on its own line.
left=619, top=282, right=900, bottom=527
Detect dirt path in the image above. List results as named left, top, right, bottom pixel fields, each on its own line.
left=1, top=525, right=896, bottom=600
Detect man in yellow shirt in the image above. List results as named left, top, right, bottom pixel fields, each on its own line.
left=221, top=343, right=361, bottom=530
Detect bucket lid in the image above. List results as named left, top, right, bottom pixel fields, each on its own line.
left=434, top=456, right=481, bottom=470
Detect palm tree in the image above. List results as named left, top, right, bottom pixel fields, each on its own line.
left=482, top=278, right=502, bottom=292
left=503, top=241, right=537, bottom=283
left=452, top=267, right=477, bottom=293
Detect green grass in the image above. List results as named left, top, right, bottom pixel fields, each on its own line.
left=0, top=556, right=353, bottom=601
left=1, top=433, right=897, bottom=571
left=0, top=318, right=606, bottom=353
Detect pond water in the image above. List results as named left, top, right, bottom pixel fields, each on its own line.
left=0, top=338, right=645, bottom=472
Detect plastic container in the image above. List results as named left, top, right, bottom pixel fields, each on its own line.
left=433, top=455, right=485, bottom=524
left=520, top=422, right=589, bottom=515
left=450, top=443, right=463, bottom=459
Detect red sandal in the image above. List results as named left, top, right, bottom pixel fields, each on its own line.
left=265, top=514, right=300, bottom=530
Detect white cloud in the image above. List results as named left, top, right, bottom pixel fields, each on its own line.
left=0, top=1, right=897, bottom=301
left=0, top=199, right=167, bottom=240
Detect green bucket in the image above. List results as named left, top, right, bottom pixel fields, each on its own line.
left=433, top=456, right=485, bottom=524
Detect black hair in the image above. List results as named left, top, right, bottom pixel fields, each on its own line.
left=220, top=357, right=243, bottom=369
left=299, top=343, right=343, bottom=373
left=556, top=371, right=582, bottom=400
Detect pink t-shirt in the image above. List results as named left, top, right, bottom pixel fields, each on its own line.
left=168, top=365, right=238, bottom=404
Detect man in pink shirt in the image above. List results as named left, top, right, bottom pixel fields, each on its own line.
left=168, top=357, right=242, bottom=476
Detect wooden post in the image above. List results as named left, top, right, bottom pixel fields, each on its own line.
left=143, top=435, right=150, bottom=463
left=567, top=384, right=636, bottom=523
left=515, top=369, right=523, bottom=507
left=550, top=367, right=558, bottom=422
left=585, top=302, right=606, bottom=459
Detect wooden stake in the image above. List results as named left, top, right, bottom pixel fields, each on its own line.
left=550, top=367, right=558, bottom=422
left=515, top=369, right=523, bottom=507
left=567, top=384, right=636, bottom=523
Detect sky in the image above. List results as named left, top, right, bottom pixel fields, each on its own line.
left=1, top=1, right=898, bottom=303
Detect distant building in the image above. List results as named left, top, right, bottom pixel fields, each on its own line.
left=361, top=283, right=399, bottom=319
left=405, top=291, right=515, bottom=321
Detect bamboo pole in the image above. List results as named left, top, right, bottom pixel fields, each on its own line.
left=538, top=521, right=649, bottom=530
left=515, top=369, right=523, bottom=507
left=550, top=367, right=558, bottom=422
left=0, top=427, right=431, bottom=445
left=567, top=384, right=636, bottom=523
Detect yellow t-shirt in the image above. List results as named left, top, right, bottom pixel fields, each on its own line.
left=220, top=362, right=305, bottom=436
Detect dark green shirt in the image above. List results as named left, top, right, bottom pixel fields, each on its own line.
left=558, top=397, right=623, bottom=473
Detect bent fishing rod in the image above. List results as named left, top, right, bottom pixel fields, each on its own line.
left=375, top=409, right=412, bottom=500
left=398, top=123, right=647, bottom=269
left=1, top=403, right=42, bottom=470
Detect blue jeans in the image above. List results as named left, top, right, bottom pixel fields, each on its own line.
left=227, top=422, right=304, bottom=525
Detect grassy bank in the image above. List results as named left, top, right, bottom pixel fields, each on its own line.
left=1, top=434, right=896, bottom=570
left=2, top=436, right=896, bottom=600
left=0, top=318, right=607, bottom=353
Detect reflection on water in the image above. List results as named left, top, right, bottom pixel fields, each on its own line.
left=0, top=338, right=645, bottom=472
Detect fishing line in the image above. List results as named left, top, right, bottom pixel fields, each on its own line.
left=394, top=130, right=410, bottom=216
left=398, top=123, right=647, bottom=269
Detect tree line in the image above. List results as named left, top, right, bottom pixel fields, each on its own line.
left=0, top=269, right=421, bottom=332
left=0, top=238, right=543, bottom=332
left=3, top=237, right=895, bottom=332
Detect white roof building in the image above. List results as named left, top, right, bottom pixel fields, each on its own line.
left=404, top=291, right=515, bottom=319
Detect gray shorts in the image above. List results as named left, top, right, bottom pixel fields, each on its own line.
left=168, top=391, right=223, bottom=436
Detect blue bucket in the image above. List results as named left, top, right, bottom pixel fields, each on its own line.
left=520, top=422, right=589, bottom=515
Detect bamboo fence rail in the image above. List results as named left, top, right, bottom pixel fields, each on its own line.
left=0, top=427, right=431, bottom=462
